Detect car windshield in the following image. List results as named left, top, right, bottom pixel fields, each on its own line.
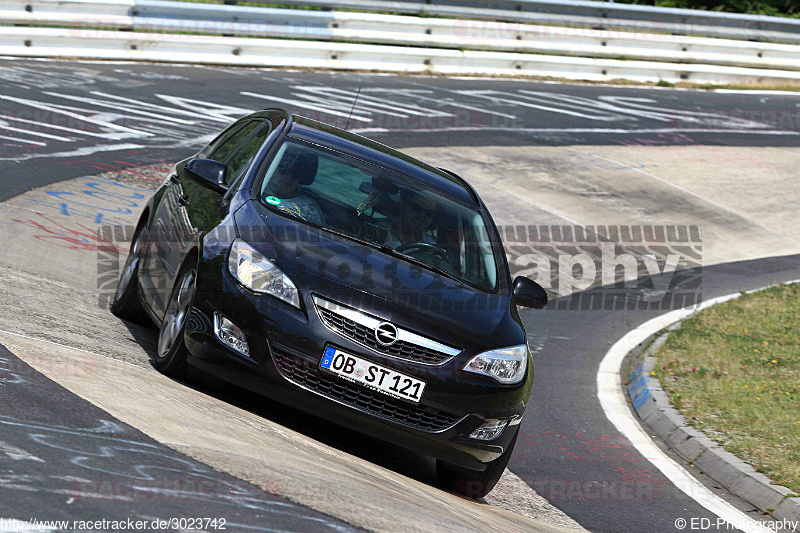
left=258, top=139, right=499, bottom=291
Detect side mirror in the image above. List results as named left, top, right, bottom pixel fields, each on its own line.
left=185, top=159, right=228, bottom=195
left=512, top=276, right=548, bottom=309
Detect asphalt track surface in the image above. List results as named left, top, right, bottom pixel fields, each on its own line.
left=1, top=59, right=799, bottom=532
left=513, top=255, right=800, bottom=532
left=3, top=58, right=800, bottom=202
left=0, top=343, right=357, bottom=532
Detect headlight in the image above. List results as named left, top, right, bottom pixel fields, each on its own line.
left=228, top=238, right=300, bottom=308
left=463, top=344, right=529, bottom=384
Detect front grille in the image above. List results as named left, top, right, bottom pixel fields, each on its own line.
left=315, top=305, right=457, bottom=365
left=271, top=343, right=464, bottom=432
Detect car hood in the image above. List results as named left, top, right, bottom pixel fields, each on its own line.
left=233, top=200, right=523, bottom=352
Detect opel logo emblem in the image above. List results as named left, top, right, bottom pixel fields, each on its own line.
left=375, top=322, right=398, bottom=346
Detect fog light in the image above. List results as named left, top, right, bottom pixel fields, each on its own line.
left=469, top=419, right=509, bottom=441
left=214, top=314, right=250, bottom=357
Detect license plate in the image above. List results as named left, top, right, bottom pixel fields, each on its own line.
left=320, top=347, right=426, bottom=403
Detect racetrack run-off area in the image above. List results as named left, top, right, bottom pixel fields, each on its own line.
left=1, top=59, right=799, bottom=532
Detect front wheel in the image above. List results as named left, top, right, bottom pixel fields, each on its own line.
left=110, top=224, right=148, bottom=324
left=436, top=427, right=519, bottom=499
left=153, top=264, right=196, bottom=379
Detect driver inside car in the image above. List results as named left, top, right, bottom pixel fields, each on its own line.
left=384, top=189, right=455, bottom=275
left=262, top=145, right=326, bottom=226
left=384, top=188, right=437, bottom=249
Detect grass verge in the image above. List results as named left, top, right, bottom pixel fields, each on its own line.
left=653, top=282, right=800, bottom=492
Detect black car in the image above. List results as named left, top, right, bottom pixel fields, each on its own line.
left=111, top=108, right=547, bottom=498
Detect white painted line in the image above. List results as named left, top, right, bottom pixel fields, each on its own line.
left=0, top=125, right=72, bottom=142
left=0, top=440, right=45, bottom=462
left=349, top=127, right=390, bottom=134
left=597, top=279, right=800, bottom=533
left=0, top=134, right=47, bottom=146
left=0, top=113, right=116, bottom=138
left=0, top=95, right=151, bottom=137
left=352, top=126, right=800, bottom=135
left=713, top=89, right=800, bottom=95
left=241, top=91, right=373, bottom=122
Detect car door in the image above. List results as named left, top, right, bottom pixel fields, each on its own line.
left=177, top=119, right=273, bottom=256
left=141, top=120, right=270, bottom=319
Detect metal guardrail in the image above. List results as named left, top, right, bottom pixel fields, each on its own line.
left=4, top=25, right=800, bottom=85
left=283, top=0, right=800, bottom=29
left=6, top=0, right=800, bottom=71
left=9, top=0, right=800, bottom=43
left=264, top=0, right=800, bottom=43
left=2, top=0, right=800, bottom=84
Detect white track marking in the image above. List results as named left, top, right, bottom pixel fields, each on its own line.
left=45, top=92, right=197, bottom=126
left=713, top=89, right=800, bottom=95
left=349, top=127, right=390, bottom=134
left=0, top=440, right=45, bottom=462
left=0, top=95, right=151, bottom=137
left=597, top=280, right=800, bottom=533
left=0, top=114, right=113, bottom=138
left=0, top=134, right=46, bottom=146
left=362, top=126, right=800, bottom=135
left=295, top=87, right=450, bottom=118
left=364, top=88, right=519, bottom=120
left=0, top=125, right=72, bottom=142
left=241, top=91, right=373, bottom=122
left=456, top=90, right=624, bottom=121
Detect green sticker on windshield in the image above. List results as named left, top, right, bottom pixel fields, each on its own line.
left=265, top=196, right=281, bottom=205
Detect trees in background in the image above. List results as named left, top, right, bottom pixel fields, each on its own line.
left=613, top=0, right=799, bottom=17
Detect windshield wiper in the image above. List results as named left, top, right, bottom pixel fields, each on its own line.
left=382, top=248, right=465, bottom=286
left=321, top=225, right=383, bottom=250
left=290, top=216, right=465, bottom=286
left=319, top=226, right=465, bottom=285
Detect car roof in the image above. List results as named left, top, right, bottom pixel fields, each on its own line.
left=274, top=113, right=479, bottom=206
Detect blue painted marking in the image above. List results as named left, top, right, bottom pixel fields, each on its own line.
left=631, top=387, right=652, bottom=410
left=628, top=375, right=647, bottom=394
left=320, top=347, right=336, bottom=369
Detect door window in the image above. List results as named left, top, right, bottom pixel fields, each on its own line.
left=206, top=121, right=263, bottom=165
left=223, top=122, right=271, bottom=185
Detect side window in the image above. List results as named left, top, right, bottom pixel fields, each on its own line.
left=223, top=122, right=271, bottom=185
left=199, top=121, right=248, bottom=158
left=206, top=121, right=263, bottom=165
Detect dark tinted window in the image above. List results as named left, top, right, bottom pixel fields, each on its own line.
left=224, top=122, right=271, bottom=185
left=207, top=121, right=262, bottom=164
left=199, top=121, right=248, bottom=159
left=258, top=140, right=499, bottom=291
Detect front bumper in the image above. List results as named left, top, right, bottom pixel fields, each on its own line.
left=184, top=271, right=531, bottom=470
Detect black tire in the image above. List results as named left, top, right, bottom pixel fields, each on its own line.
left=110, top=224, right=149, bottom=324
left=153, top=262, right=196, bottom=379
left=436, top=426, right=520, bottom=499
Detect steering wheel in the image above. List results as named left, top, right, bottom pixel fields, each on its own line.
left=396, top=241, right=449, bottom=260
